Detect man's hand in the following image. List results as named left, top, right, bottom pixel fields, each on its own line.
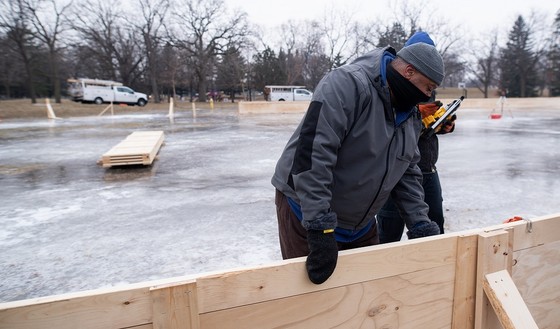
left=440, top=114, right=457, bottom=133
left=418, top=101, right=443, bottom=119
left=306, top=229, right=338, bottom=284
left=407, top=221, right=441, bottom=239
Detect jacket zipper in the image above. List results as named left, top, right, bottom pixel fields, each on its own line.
left=354, top=130, right=397, bottom=230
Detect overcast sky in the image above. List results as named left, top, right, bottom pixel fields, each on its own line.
left=225, top=0, right=558, bottom=38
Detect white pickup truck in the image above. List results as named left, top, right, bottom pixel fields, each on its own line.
left=264, top=85, right=313, bottom=101
left=67, top=78, right=149, bottom=106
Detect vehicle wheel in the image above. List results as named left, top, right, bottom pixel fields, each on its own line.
left=137, top=99, right=146, bottom=107
left=279, top=99, right=285, bottom=101
left=94, top=97, right=103, bottom=105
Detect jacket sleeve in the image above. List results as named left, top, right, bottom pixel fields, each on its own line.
left=290, top=69, right=365, bottom=231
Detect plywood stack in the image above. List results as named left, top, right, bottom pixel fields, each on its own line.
left=100, top=131, right=164, bottom=168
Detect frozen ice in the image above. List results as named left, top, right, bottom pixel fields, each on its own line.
left=1, top=107, right=559, bottom=302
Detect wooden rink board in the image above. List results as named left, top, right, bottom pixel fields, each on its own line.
left=100, top=131, right=164, bottom=168
left=1, top=214, right=559, bottom=329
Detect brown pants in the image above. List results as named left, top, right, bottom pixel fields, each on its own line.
left=275, top=189, right=379, bottom=259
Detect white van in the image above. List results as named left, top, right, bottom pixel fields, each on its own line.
left=264, top=85, right=313, bottom=101
left=67, top=78, right=149, bottom=106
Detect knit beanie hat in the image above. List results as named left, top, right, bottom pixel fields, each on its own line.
left=397, top=43, right=445, bottom=85
left=404, top=31, right=435, bottom=47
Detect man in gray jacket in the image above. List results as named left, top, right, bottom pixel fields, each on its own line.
left=272, top=43, right=444, bottom=284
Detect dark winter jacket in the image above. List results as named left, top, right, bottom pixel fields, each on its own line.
left=418, top=118, right=455, bottom=173
left=418, top=123, right=440, bottom=173
left=271, top=46, right=431, bottom=232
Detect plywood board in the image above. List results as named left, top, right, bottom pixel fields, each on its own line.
left=200, top=264, right=455, bottom=329
left=1, top=215, right=560, bottom=329
left=196, top=236, right=458, bottom=313
left=101, top=131, right=164, bottom=168
left=0, top=287, right=153, bottom=329
left=512, top=239, right=560, bottom=328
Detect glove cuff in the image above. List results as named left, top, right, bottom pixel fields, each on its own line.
left=302, top=211, right=337, bottom=231
left=407, top=221, right=440, bottom=239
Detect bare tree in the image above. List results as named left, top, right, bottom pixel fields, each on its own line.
left=130, top=0, right=169, bottom=103
left=0, top=0, right=38, bottom=102
left=386, top=0, right=466, bottom=87
left=170, top=0, right=249, bottom=102
left=70, top=0, right=143, bottom=86
left=353, top=21, right=380, bottom=55
left=159, top=42, right=181, bottom=99
left=27, top=0, right=72, bottom=103
left=467, top=32, right=499, bottom=98
left=279, top=20, right=308, bottom=84
left=548, top=10, right=560, bottom=96
left=0, top=36, right=25, bottom=97
left=320, top=4, right=360, bottom=68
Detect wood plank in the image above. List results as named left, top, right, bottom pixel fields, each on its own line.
left=482, top=213, right=560, bottom=251
left=475, top=230, right=510, bottom=329
left=151, top=282, right=199, bottom=329
left=0, top=287, right=153, bottom=329
left=196, top=235, right=458, bottom=313
left=200, top=263, right=456, bottom=329
left=483, top=270, right=538, bottom=329
left=512, top=239, right=560, bottom=328
left=451, top=234, right=478, bottom=329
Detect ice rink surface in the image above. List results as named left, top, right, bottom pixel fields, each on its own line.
left=1, top=106, right=559, bottom=302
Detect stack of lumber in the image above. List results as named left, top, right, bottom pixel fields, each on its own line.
left=100, top=131, right=164, bottom=168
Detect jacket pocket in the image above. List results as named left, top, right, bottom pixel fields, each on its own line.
left=395, top=126, right=416, bottom=163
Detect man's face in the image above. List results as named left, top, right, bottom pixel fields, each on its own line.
left=403, top=64, right=438, bottom=96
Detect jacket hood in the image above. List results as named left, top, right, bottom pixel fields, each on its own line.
left=346, top=46, right=396, bottom=121
left=349, top=46, right=396, bottom=86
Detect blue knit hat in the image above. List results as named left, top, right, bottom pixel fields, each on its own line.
left=405, top=31, right=435, bottom=47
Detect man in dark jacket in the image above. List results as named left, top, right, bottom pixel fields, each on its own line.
left=377, top=31, right=456, bottom=243
left=377, top=99, right=456, bottom=243
left=272, top=42, right=444, bottom=284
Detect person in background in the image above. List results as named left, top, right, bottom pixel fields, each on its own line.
left=377, top=31, right=456, bottom=243
left=271, top=40, right=444, bottom=285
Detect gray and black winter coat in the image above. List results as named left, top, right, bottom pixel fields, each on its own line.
left=271, top=46, right=431, bottom=233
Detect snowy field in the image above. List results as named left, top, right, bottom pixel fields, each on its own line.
left=1, top=106, right=559, bottom=302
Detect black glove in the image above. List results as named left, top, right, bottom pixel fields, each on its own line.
left=407, top=221, right=440, bottom=239
left=306, top=229, right=338, bottom=284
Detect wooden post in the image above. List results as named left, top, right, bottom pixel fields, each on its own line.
left=475, top=230, right=511, bottom=329
left=98, top=102, right=114, bottom=116
left=483, top=270, right=538, bottom=329
left=45, top=98, right=57, bottom=119
left=192, top=102, right=197, bottom=118
left=168, top=96, right=174, bottom=118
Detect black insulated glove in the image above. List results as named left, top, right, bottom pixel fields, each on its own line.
left=407, top=221, right=441, bottom=239
left=306, top=229, right=338, bottom=284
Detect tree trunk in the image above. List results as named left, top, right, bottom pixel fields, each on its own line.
left=23, top=58, right=36, bottom=103
left=197, top=69, right=207, bottom=102
left=50, top=50, right=62, bottom=103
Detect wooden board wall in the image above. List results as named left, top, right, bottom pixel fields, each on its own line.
left=1, top=214, right=559, bottom=329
